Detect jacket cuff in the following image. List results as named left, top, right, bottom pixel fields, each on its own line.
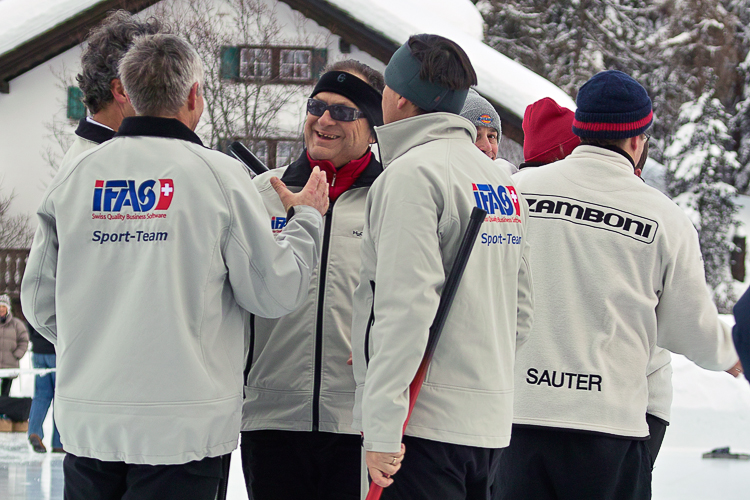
left=363, top=439, right=402, bottom=453
left=290, top=204, right=323, bottom=223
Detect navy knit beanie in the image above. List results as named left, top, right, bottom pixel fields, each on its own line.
left=572, top=70, right=653, bottom=140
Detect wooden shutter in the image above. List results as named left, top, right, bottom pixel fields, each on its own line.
left=311, top=48, right=328, bottom=79
left=67, top=86, right=86, bottom=120
left=220, top=46, right=240, bottom=80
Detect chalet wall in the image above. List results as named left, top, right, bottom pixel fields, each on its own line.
left=0, top=0, right=386, bottom=227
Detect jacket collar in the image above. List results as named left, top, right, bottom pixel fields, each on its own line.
left=374, top=113, right=476, bottom=168
left=568, top=145, right=638, bottom=175
left=115, top=117, right=204, bottom=147
left=75, top=118, right=115, bottom=145
left=280, top=149, right=382, bottom=188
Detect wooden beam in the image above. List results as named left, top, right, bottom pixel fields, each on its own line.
left=0, top=0, right=161, bottom=92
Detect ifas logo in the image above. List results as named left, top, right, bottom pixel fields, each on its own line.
left=93, top=179, right=174, bottom=212
left=472, top=184, right=521, bottom=216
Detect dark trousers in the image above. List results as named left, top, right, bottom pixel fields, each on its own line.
left=63, top=453, right=225, bottom=500
left=646, top=413, right=668, bottom=465
left=379, top=435, right=502, bottom=500
left=494, top=426, right=651, bottom=500
left=241, top=430, right=361, bottom=500
left=0, top=378, right=12, bottom=396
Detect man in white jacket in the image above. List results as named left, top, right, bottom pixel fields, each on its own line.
left=497, top=70, right=740, bottom=500
left=61, top=11, right=163, bottom=168
left=21, top=34, right=329, bottom=500
left=351, top=34, right=533, bottom=499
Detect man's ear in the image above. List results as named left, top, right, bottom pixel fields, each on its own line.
left=629, top=135, right=640, bottom=152
left=396, top=95, right=410, bottom=111
left=187, top=82, right=200, bottom=111
left=111, top=78, right=128, bottom=105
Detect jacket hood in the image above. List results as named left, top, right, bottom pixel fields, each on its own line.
left=374, top=113, right=476, bottom=168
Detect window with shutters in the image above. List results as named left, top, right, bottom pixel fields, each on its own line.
left=220, top=46, right=326, bottom=85
left=240, top=48, right=272, bottom=80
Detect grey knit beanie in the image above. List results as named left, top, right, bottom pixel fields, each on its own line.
left=460, top=89, right=501, bottom=136
left=0, top=294, right=11, bottom=313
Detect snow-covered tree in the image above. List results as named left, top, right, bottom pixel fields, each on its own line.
left=665, top=89, right=740, bottom=311
left=481, top=0, right=658, bottom=99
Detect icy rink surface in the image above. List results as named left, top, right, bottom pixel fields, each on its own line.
left=1, top=354, right=749, bottom=498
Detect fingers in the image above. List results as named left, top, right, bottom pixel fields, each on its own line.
left=269, top=177, right=293, bottom=212
left=346, top=352, right=353, bottom=365
left=368, top=466, right=394, bottom=488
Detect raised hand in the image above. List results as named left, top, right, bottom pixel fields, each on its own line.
left=270, top=166, right=329, bottom=216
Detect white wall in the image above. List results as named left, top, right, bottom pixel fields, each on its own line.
left=0, top=47, right=81, bottom=223
left=0, top=0, right=387, bottom=228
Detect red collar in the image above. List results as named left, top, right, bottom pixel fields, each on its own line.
left=307, top=150, right=373, bottom=201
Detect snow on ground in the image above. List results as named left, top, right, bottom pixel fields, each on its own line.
left=2, top=346, right=749, bottom=498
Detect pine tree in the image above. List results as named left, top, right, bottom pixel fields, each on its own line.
left=648, top=0, right=741, bottom=159
left=481, top=0, right=658, bottom=98
left=665, top=88, right=740, bottom=311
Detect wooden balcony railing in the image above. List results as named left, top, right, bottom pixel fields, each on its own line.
left=0, top=248, right=30, bottom=298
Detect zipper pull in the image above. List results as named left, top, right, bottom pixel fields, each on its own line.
left=331, top=172, right=337, bottom=187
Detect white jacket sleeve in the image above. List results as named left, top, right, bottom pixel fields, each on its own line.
left=21, top=200, right=59, bottom=344
left=655, top=221, right=737, bottom=370
left=358, top=166, right=448, bottom=453
left=220, top=163, right=323, bottom=318
left=515, top=196, right=534, bottom=345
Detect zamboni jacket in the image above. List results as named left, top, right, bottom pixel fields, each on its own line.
left=520, top=154, right=674, bottom=423
left=351, top=113, right=534, bottom=453
left=512, top=145, right=737, bottom=438
left=21, top=117, right=323, bottom=465
left=0, top=313, right=28, bottom=369
left=241, top=151, right=382, bottom=434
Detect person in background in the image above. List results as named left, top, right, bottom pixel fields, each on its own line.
left=240, top=60, right=385, bottom=500
left=27, top=322, right=62, bottom=453
left=0, top=294, right=28, bottom=397
left=460, top=89, right=501, bottom=161
left=517, top=96, right=672, bottom=464
left=498, top=71, right=740, bottom=500
left=60, top=10, right=163, bottom=168
left=352, top=34, right=533, bottom=499
left=517, top=97, right=580, bottom=171
left=22, top=33, right=328, bottom=500
left=732, top=286, right=750, bottom=385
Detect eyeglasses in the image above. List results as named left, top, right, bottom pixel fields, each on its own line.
left=307, top=98, right=365, bottom=122
left=643, top=133, right=651, bottom=143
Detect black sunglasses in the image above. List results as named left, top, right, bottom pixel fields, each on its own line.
left=307, top=98, right=365, bottom=122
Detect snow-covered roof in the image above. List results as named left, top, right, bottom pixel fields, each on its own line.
left=324, top=0, right=577, bottom=116
left=0, top=0, right=574, bottom=118
left=0, top=0, right=104, bottom=57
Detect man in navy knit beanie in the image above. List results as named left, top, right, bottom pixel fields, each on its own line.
left=496, top=70, right=741, bottom=500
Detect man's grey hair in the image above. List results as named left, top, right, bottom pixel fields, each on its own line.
left=76, top=10, right=164, bottom=115
left=119, top=34, right=204, bottom=117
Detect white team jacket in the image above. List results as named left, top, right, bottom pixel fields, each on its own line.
left=512, top=145, right=737, bottom=438
left=21, top=117, right=323, bottom=464
left=352, top=113, right=534, bottom=453
left=241, top=152, right=381, bottom=434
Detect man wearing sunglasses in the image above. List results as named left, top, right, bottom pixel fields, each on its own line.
left=240, top=60, right=385, bottom=500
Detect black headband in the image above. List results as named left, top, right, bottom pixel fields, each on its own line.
left=311, top=71, right=383, bottom=129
